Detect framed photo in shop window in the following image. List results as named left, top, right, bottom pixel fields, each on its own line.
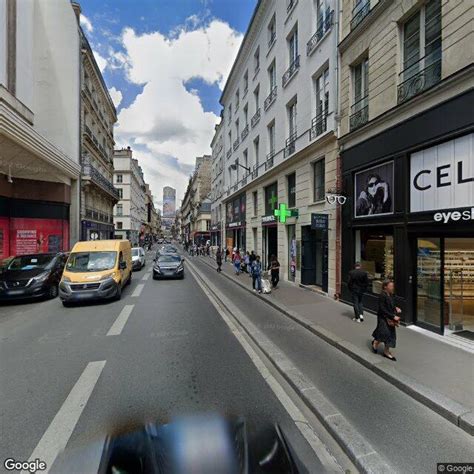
left=354, top=161, right=394, bottom=218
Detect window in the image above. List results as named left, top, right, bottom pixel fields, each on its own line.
left=243, top=70, right=249, bottom=95
left=268, top=60, right=276, bottom=91
left=253, top=191, right=258, bottom=216
left=288, top=27, right=298, bottom=64
left=265, top=182, right=278, bottom=215
left=118, top=188, right=123, bottom=199
left=315, top=68, right=329, bottom=118
left=313, top=158, right=325, bottom=201
left=228, top=104, right=232, bottom=123
left=235, top=119, right=240, bottom=137
left=206, top=220, right=211, bottom=231
left=254, top=47, right=260, bottom=73
left=287, top=173, right=296, bottom=208
left=228, top=130, right=232, bottom=148
left=243, top=103, right=249, bottom=125
left=235, top=89, right=240, bottom=110
left=116, top=221, right=123, bottom=230
left=355, top=230, right=394, bottom=294
left=288, top=100, right=297, bottom=137
left=268, top=15, right=276, bottom=48
left=116, top=204, right=123, bottom=216
left=253, top=136, right=260, bottom=168
left=268, top=122, right=275, bottom=154
left=315, top=0, right=326, bottom=27
left=116, top=174, right=123, bottom=183
left=399, top=0, right=441, bottom=102
left=243, top=149, right=248, bottom=174
left=254, top=85, right=260, bottom=111
left=350, top=58, right=369, bottom=130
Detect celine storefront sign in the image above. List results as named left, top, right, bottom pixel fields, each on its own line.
left=410, top=134, right=473, bottom=213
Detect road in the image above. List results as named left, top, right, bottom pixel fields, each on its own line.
left=0, top=250, right=343, bottom=474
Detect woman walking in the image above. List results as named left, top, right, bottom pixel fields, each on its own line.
left=234, top=249, right=241, bottom=275
left=268, top=254, right=280, bottom=289
left=372, top=280, right=401, bottom=361
left=216, top=247, right=222, bottom=273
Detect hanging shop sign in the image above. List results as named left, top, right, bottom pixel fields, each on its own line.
left=274, top=203, right=299, bottom=223
left=228, top=221, right=243, bottom=228
left=262, top=215, right=277, bottom=224
left=411, top=133, right=473, bottom=213
left=311, top=213, right=328, bottom=230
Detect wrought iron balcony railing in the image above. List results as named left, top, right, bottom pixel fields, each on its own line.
left=265, top=151, right=275, bottom=170
left=251, top=165, right=258, bottom=179
left=397, top=55, right=441, bottom=104
left=284, top=131, right=297, bottom=158
left=351, top=0, right=370, bottom=30
left=251, top=108, right=261, bottom=128
left=233, top=137, right=240, bottom=151
left=309, top=110, right=328, bottom=141
left=241, top=176, right=247, bottom=186
left=349, top=96, right=369, bottom=131
left=241, top=124, right=249, bottom=141
left=82, top=158, right=120, bottom=201
left=85, top=206, right=114, bottom=224
left=307, top=10, right=334, bottom=56
left=282, top=55, right=300, bottom=88
left=226, top=149, right=232, bottom=159
left=264, top=86, right=277, bottom=111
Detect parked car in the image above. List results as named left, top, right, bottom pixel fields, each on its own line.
left=59, top=240, right=132, bottom=306
left=153, top=254, right=184, bottom=280
left=0, top=253, right=68, bottom=302
left=132, top=247, right=146, bottom=271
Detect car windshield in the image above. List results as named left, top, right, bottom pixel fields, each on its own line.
left=132, top=249, right=140, bottom=257
left=7, top=255, right=55, bottom=271
left=66, top=252, right=117, bottom=272
left=158, top=255, right=181, bottom=263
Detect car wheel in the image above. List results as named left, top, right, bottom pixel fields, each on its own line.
left=153, top=273, right=158, bottom=280
left=115, top=284, right=122, bottom=300
left=62, top=301, right=72, bottom=307
left=48, top=284, right=59, bottom=299
left=126, top=273, right=132, bottom=286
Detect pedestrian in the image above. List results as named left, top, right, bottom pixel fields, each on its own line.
left=234, top=249, right=241, bottom=275
left=372, top=280, right=401, bottom=361
left=268, top=254, right=280, bottom=289
left=249, top=251, right=256, bottom=278
left=216, top=247, right=222, bottom=273
left=225, top=247, right=229, bottom=262
left=244, top=251, right=250, bottom=273
left=348, top=262, right=369, bottom=322
left=251, top=255, right=262, bottom=293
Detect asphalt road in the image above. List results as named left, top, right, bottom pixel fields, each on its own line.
left=0, top=251, right=334, bottom=473
left=190, top=255, right=474, bottom=474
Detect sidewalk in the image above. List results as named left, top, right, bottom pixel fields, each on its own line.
left=198, top=256, right=474, bottom=435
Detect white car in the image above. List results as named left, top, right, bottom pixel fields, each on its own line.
left=131, top=247, right=146, bottom=271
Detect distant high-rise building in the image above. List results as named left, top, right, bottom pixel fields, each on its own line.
left=162, top=186, right=176, bottom=218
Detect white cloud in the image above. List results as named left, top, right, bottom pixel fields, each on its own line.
left=80, top=14, right=93, bottom=33
left=113, top=20, right=242, bottom=203
left=93, top=50, right=107, bottom=73
left=108, top=87, right=123, bottom=108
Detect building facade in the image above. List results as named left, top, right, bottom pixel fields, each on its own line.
left=211, top=0, right=340, bottom=295
left=338, top=0, right=474, bottom=335
left=77, top=4, right=119, bottom=241
left=113, top=147, right=147, bottom=246
left=0, top=0, right=81, bottom=258
left=210, top=117, right=225, bottom=247
left=162, top=186, right=176, bottom=231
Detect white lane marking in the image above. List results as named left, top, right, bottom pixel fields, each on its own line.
left=131, top=283, right=144, bottom=297
left=22, top=361, right=106, bottom=474
left=186, top=262, right=342, bottom=472
left=106, top=304, right=135, bottom=336
left=141, top=272, right=151, bottom=281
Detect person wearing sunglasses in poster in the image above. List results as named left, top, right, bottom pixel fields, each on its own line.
left=356, top=173, right=392, bottom=216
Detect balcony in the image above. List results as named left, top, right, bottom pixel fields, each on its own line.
left=397, top=55, right=441, bottom=105
left=349, top=96, right=369, bottom=131
left=82, top=157, right=120, bottom=201
left=85, top=206, right=114, bottom=224
left=351, top=0, right=370, bottom=30
left=233, top=137, right=240, bottom=151
left=241, top=175, right=248, bottom=186
left=265, top=151, right=275, bottom=170
left=284, top=131, right=297, bottom=158
left=241, top=124, right=249, bottom=141
left=264, top=86, right=277, bottom=111
left=307, top=10, right=334, bottom=56
left=251, top=108, right=261, bottom=128
left=226, top=149, right=232, bottom=159
left=309, top=110, right=328, bottom=141
left=282, top=55, right=300, bottom=88
left=251, top=165, right=258, bottom=179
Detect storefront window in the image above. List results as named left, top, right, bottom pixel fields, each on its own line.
left=355, top=229, right=394, bottom=293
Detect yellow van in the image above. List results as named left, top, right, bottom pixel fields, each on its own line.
left=59, top=240, right=132, bottom=306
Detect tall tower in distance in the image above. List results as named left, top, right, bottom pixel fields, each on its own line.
left=162, top=186, right=176, bottom=231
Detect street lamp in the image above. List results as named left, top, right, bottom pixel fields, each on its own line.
left=230, top=163, right=250, bottom=173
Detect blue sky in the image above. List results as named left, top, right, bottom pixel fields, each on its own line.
left=79, top=0, right=256, bottom=206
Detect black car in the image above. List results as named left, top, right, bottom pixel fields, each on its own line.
left=153, top=254, right=184, bottom=279
left=0, top=253, right=68, bottom=302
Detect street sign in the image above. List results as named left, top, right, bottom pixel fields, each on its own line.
left=311, top=213, right=328, bottom=230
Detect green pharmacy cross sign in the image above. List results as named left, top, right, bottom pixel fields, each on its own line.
left=274, top=203, right=298, bottom=223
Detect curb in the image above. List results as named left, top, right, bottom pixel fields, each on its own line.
left=196, top=256, right=474, bottom=436
left=187, top=259, right=393, bottom=473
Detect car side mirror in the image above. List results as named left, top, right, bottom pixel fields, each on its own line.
left=181, top=257, right=185, bottom=262
left=119, top=261, right=127, bottom=270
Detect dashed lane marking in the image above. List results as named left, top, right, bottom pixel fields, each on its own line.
left=22, top=361, right=106, bottom=474
left=131, top=283, right=145, bottom=297
left=141, top=272, right=151, bottom=281
left=106, top=304, right=135, bottom=336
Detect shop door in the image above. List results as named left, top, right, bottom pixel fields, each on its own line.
left=263, top=226, right=277, bottom=269
left=415, top=238, right=443, bottom=334
left=287, top=224, right=296, bottom=282
left=301, top=226, right=328, bottom=291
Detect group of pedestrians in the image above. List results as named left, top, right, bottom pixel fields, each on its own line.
left=348, top=262, right=401, bottom=361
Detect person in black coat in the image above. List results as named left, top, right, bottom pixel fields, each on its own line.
left=348, top=262, right=369, bottom=322
left=372, top=280, right=401, bottom=361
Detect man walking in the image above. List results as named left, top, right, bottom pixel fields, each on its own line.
left=348, top=262, right=369, bottom=322
left=216, top=247, right=222, bottom=273
left=251, top=255, right=262, bottom=294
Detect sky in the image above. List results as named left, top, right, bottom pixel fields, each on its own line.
left=78, top=0, right=257, bottom=209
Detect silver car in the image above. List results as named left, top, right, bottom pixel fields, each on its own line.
left=132, top=247, right=146, bottom=271
left=153, top=254, right=184, bottom=280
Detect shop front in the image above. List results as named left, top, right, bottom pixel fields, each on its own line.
left=225, top=193, right=246, bottom=253
left=210, top=223, right=221, bottom=247
left=262, top=182, right=279, bottom=269
left=341, top=92, right=473, bottom=337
